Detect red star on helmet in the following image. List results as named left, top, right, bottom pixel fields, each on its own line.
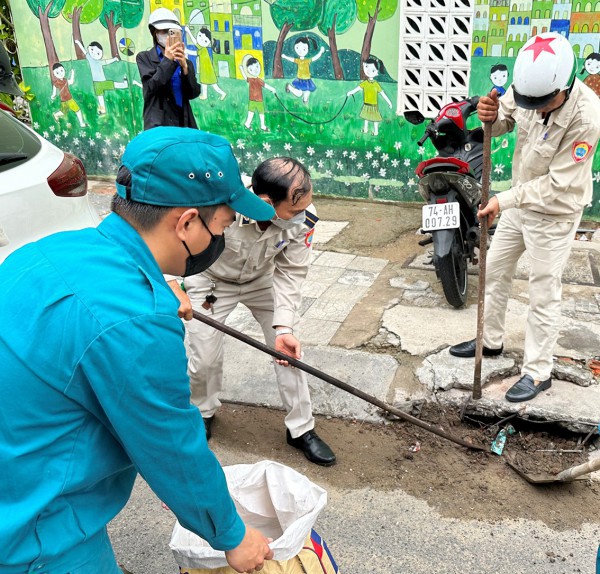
left=524, top=36, right=556, bottom=61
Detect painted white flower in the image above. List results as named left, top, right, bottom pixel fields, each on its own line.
left=66, top=123, right=72, bottom=129
left=307, top=146, right=315, bottom=156
left=317, top=160, right=324, bottom=168
left=362, top=172, right=370, bottom=180
left=382, top=153, right=389, bottom=162
left=417, top=146, right=426, bottom=155
left=119, top=144, right=126, bottom=154
left=54, top=134, right=61, bottom=142
left=372, top=159, right=379, bottom=168
left=33, top=122, right=40, bottom=129
left=122, top=128, right=129, bottom=136
left=62, top=130, right=69, bottom=137
left=404, top=159, right=411, bottom=167
left=342, top=150, right=348, bottom=157
left=80, top=152, right=86, bottom=160
left=325, top=169, right=333, bottom=176
left=245, top=151, right=253, bottom=159
left=357, top=162, right=363, bottom=169
left=298, top=158, right=305, bottom=165
left=379, top=168, right=387, bottom=177
left=494, top=164, right=505, bottom=175
left=365, top=151, right=373, bottom=160
left=374, top=185, right=380, bottom=192
left=284, top=142, right=292, bottom=151
left=349, top=151, right=357, bottom=160
left=236, top=140, right=246, bottom=150
left=336, top=161, right=343, bottom=170
left=592, top=172, right=600, bottom=183
left=309, top=165, right=315, bottom=172
left=325, top=149, right=334, bottom=158
left=394, top=141, right=402, bottom=150
left=104, top=137, right=111, bottom=146
left=43, top=131, right=49, bottom=138
left=102, top=147, right=110, bottom=156
left=73, top=138, right=80, bottom=146
left=262, top=142, right=271, bottom=151
left=97, top=160, right=103, bottom=168
left=89, top=139, right=96, bottom=147
left=256, top=151, right=264, bottom=161
left=49, top=125, right=55, bottom=132
left=95, top=132, right=102, bottom=139
left=374, top=145, right=381, bottom=153
left=112, top=149, right=120, bottom=158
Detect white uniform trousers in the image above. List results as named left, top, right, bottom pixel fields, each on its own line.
left=483, top=208, right=581, bottom=380
left=184, top=273, right=315, bottom=438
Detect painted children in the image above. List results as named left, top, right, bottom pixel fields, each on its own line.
left=346, top=56, right=392, bottom=136
left=184, top=27, right=226, bottom=101
left=283, top=37, right=325, bottom=104
left=75, top=40, right=128, bottom=115
left=581, top=53, right=600, bottom=98
left=50, top=63, right=87, bottom=128
left=490, top=64, right=509, bottom=97
left=239, top=57, right=276, bottom=131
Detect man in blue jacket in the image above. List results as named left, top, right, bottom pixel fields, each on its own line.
left=0, top=128, right=275, bottom=573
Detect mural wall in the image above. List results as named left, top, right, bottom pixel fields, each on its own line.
left=11, top=0, right=600, bottom=216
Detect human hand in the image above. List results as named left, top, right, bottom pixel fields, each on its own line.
left=225, top=527, right=273, bottom=573
left=167, top=279, right=193, bottom=321
left=164, top=42, right=180, bottom=61
left=477, top=89, right=499, bottom=123
left=274, top=333, right=301, bottom=367
left=477, top=195, right=500, bottom=227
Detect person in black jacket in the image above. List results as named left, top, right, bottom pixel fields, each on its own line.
left=136, top=8, right=200, bottom=130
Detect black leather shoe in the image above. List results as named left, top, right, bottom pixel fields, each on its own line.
left=203, top=416, right=214, bottom=441
left=449, top=339, right=503, bottom=358
left=505, top=375, right=551, bottom=403
left=286, top=429, right=336, bottom=466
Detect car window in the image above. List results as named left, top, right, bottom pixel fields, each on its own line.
left=0, top=112, right=42, bottom=173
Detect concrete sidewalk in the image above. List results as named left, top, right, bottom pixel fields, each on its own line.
left=89, top=180, right=600, bottom=432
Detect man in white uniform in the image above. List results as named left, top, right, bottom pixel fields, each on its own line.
left=450, top=33, right=600, bottom=402
left=170, top=157, right=336, bottom=466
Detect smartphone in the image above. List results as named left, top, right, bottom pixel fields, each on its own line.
left=167, top=28, right=182, bottom=47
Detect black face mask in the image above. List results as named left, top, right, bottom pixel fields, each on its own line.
left=181, top=216, right=225, bottom=277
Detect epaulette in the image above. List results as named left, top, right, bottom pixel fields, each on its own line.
left=304, top=210, right=319, bottom=229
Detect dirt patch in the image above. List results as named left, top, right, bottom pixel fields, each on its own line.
left=214, top=402, right=600, bottom=532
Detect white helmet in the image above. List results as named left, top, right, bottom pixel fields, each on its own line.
left=148, top=8, right=180, bottom=31
left=513, top=32, right=577, bottom=109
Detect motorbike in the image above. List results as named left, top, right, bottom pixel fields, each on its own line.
left=405, top=97, right=485, bottom=309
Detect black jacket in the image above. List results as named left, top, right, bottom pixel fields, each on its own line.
left=136, top=47, right=201, bottom=130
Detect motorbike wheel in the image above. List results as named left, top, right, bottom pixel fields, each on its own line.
left=437, top=227, right=468, bottom=308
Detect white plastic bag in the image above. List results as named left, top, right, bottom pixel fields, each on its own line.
left=169, top=460, right=328, bottom=570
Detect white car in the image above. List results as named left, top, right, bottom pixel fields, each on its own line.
left=0, top=109, right=100, bottom=264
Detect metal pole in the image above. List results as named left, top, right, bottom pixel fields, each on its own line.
left=192, top=310, right=484, bottom=451
left=473, top=120, right=492, bottom=400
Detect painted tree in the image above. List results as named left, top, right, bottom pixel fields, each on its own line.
left=270, top=0, right=323, bottom=79
left=62, top=0, right=103, bottom=60
left=356, top=0, right=398, bottom=79
left=318, top=0, right=357, bottom=80
left=25, top=0, right=67, bottom=69
left=100, top=0, right=144, bottom=59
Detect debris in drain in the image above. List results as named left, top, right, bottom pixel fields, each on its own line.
left=491, top=425, right=516, bottom=455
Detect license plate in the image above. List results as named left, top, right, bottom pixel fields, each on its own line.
left=422, top=202, right=460, bottom=232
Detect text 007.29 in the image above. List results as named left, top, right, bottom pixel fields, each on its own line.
left=421, top=202, right=460, bottom=232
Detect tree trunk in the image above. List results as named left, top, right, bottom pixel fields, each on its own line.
left=105, top=11, right=122, bottom=59
left=38, top=4, right=59, bottom=71
left=327, top=15, right=344, bottom=80
left=72, top=6, right=85, bottom=60
left=360, top=0, right=381, bottom=79
left=272, top=22, right=293, bottom=79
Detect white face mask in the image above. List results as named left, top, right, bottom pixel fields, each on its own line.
left=156, top=32, right=168, bottom=47
left=271, top=211, right=306, bottom=230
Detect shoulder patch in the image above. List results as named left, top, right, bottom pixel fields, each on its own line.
left=305, top=228, right=315, bottom=248
left=304, top=210, right=319, bottom=229
left=572, top=141, right=593, bottom=163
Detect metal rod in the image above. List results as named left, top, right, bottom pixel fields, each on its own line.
left=192, top=310, right=484, bottom=451
left=473, top=118, right=492, bottom=400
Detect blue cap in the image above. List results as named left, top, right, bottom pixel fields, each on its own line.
left=115, top=128, right=275, bottom=221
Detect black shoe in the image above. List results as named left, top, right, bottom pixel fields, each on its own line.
left=203, top=416, right=214, bottom=441
left=505, top=375, right=551, bottom=403
left=286, top=429, right=336, bottom=466
left=449, top=339, right=503, bottom=358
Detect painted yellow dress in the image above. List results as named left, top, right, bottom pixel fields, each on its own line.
left=195, top=45, right=217, bottom=85
left=359, top=79, right=383, bottom=122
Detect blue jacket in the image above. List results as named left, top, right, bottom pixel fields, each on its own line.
left=0, top=214, right=244, bottom=571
